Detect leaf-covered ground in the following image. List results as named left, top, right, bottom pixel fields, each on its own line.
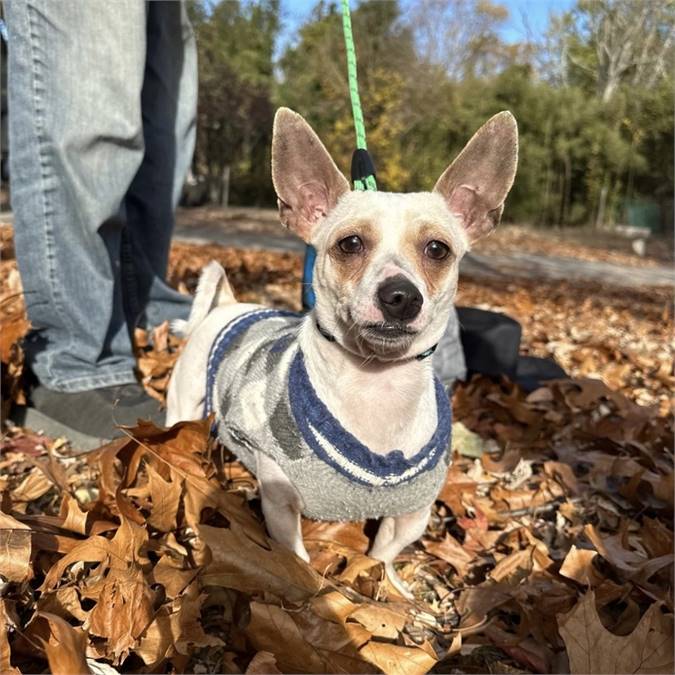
left=1, top=231, right=673, bottom=674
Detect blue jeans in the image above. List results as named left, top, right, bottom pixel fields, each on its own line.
left=6, top=1, right=197, bottom=392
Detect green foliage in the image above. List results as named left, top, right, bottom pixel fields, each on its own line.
left=277, top=1, right=416, bottom=190
left=189, top=0, right=279, bottom=205
left=192, top=0, right=674, bottom=227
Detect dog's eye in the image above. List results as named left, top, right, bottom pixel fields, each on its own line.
left=338, top=235, right=364, bottom=254
left=424, top=240, right=450, bottom=260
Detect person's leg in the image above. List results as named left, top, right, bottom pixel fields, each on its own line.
left=7, top=0, right=148, bottom=393
left=122, top=0, right=197, bottom=329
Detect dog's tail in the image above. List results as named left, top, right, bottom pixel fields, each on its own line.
left=172, top=260, right=236, bottom=338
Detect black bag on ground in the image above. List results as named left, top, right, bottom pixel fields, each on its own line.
left=456, top=306, right=567, bottom=391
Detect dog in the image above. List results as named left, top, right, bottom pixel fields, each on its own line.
left=166, top=107, right=518, bottom=593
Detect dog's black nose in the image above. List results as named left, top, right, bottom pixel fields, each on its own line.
left=377, top=274, right=423, bottom=322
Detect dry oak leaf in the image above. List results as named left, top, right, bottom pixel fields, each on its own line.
left=312, top=590, right=360, bottom=623
left=145, top=463, right=183, bottom=532
left=584, top=524, right=658, bottom=575
left=0, top=312, right=30, bottom=363
left=337, top=554, right=381, bottom=585
left=1, top=598, right=20, bottom=675
left=302, top=519, right=370, bottom=554
left=358, top=642, right=437, bottom=675
left=10, top=469, right=53, bottom=503
left=59, top=493, right=89, bottom=535
left=197, top=523, right=324, bottom=604
left=85, top=566, right=155, bottom=664
left=136, top=582, right=222, bottom=666
left=39, top=586, right=90, bottom=624
left=246, top=651, right=283, bottom=674
left=557, top=591, right=674, bottom=674
left=41, top=516, right=149, bottom=592
left=0, top=511, right=31, bottom=583
left=349, top=604, right=407, bottom=640
left=423, top=533, right=474, bottom=578
left=149, top=553, right=199, bottom=600
left=559, top=545, right=603, bottom=586
left=246, top=601, right=374, bottom=674
left=38, top=611, right=91, bottom=675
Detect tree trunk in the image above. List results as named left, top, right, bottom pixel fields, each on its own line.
left=218, top=165, right=231, bottom=207
left=595, top=176, right=609, bottom=229
left=562, top=154, right=572, bottom=225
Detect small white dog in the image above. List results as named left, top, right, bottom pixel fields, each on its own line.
left=166, top=108, right=517, bottom=589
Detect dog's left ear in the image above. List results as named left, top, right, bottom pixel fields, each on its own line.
left=434, top=111, right=518, bottom=244
left=272, top=107, right=350, bottom=243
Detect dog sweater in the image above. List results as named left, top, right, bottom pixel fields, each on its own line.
left=206, top=309, right=452, bottom=521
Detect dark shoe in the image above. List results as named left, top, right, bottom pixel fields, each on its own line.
left=12, top=383, right=164, bottom=452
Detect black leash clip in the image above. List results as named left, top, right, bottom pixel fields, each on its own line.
left=351, top=148, right=376, bottom=188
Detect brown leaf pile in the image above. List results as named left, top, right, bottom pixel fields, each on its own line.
left=1, top=374, right=673, bottom=673
left=0, top=228, right=30, bottom=421
left=169, top=241, right=303, bottom=311
left=1, top=420, right=445, bottom=673
left=456, top=277, right=673, bottom=415
left=1, top=233, right=673, bottom=674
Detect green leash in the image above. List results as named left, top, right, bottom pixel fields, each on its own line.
left=341, top=0, right=377, bottom=191
left=302, top=0, right=376, bottom=310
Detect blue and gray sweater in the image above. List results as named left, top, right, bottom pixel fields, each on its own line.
left=206, top=309, right=452, bottom=521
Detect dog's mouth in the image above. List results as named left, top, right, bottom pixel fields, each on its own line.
left=359, top=322, right=418, bottom=344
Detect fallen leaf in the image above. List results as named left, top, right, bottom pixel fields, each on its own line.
left=423, top=534, right=474, bottom=577
left=146, top=464, right=183, bottom=532
left=311, top=591, right=359, bottom=624
left=197, top=523, right=324, bottom=604
left=338, top=554, right=381, bottom=585
left=359, top=641, right=437, bottom=675
left=585, top=524, right=647, bottom=573
left=86, top=659, right=121, bottom=675
left=559, top=545, right=601, bottom=586
left=39, top=612, right=91, bottom=675
left=246, top=651, right=282, bottom=674
left=489, top=546, right=551, bottom=583
left=0, top=512, right=31, bottom=582
left=59, top=494, right=89, bottom=535
left=557, top=591, right=674, bottom=674
left=246, top=601, right=372, bottom=674
left=11, top=470, right=53, bottom=503
left=452, top=421, right=486, bottom=458
left=150, top=554, right=199, bottom=599
left=1, top=599, right=20, bottom=674
left=302, top=519, right=369, bottom=554
left=136, top=583, right=222, bottom=666
left=86, top=567, right=155, bottom=663
left=350, top=603, right=406, bottom=639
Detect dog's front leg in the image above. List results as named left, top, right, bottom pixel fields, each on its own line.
left=256, top=452, right=310, bottom=563
left=369, top=505, right=432, bottom=598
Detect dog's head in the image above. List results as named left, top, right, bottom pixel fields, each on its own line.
left=272, top=108, right=518, bottom=360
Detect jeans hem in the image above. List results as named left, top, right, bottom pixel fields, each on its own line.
left=44, top=368, right=138, bottom=393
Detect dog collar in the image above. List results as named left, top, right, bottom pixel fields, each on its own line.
left=315, top=321, right=437, bottom=361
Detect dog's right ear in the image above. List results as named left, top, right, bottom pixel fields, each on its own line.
left=272, top=108, right=350, bottom=243
left=434, top=111, right=518, bottom=244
